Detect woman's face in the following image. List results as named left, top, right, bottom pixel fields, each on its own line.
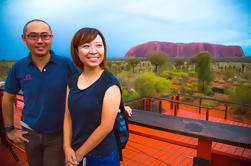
left=78, top=35, right=104, bottom=69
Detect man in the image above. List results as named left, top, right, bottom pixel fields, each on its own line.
left=2, top=19, right=78, bottom=166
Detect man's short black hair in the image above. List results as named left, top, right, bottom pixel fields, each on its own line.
left=23, top=19, right=52, bottom=34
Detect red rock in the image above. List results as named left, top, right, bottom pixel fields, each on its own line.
left=124, top=42, right=245, bottom=58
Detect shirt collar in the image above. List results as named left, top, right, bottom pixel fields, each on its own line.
left=49, top=50, right=56, bottom=63
left=26, top=50, right=57, bottom=65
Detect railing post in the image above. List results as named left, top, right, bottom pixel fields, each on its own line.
left=142, top=99, right=145, bottom=111
left=171, top=96, right=174, bottom=109
left=144, top=98, right=148, bottom=111
left=174, top=103, right=177, bottom=116
left=159, top=101, right=162, bottom=113
left=199, top=98, right=202, bottom=114
left=149, top=98, right=152, bottom=112
left=146, top=98, right=149, bottom=112
left=176, top=95, right=179, bottom=109
left=194, top=139, right=211, bottom=166
left=206, top=109, right=209, bottom=121
left=147, top=98, right=151, bottom=112
left=224, top=104, right=228, bottom=120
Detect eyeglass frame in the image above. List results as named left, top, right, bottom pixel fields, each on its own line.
left=24, top=32, right=53, bottom=41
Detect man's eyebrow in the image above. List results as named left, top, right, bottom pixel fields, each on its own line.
left=28, top=32, right=50, bottom=34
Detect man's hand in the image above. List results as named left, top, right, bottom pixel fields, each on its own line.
left=7, top=128, right=29, bottom=144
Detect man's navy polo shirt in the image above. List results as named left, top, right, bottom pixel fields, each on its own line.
left=4, top=51, right=79, bottom=133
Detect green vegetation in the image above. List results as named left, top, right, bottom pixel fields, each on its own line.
left=134, top=72, right=171, bottom=96
left=161, top=70, right=188, bottom=79
left=1, top=54, right=251, bottom=118
left=188, top=71, right=196, bottom=76
left=127, top=57, right=140, bottom=72
left=121, top=85, right=139, bottom=100
left=0, top=60, right=15, bottom=81
left=193, top=52, right=213, bottom=94
left=229, top=85, right=251, bottom=115
left=181, top=82, right=198, bottom=95
left=146, top=51, right=168, bottom=72
left=224, top=86, right=234, bottom=95
left=174, top=58, right=185, bottom=71
left=211, top=56, right=251, bottom=63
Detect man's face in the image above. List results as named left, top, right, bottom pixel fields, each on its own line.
left=22, top=21, right=53, bottom=58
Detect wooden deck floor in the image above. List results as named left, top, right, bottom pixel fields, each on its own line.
left=0, top=143, right=27, bottom=166
left=4, top=122, right=250, bottom=166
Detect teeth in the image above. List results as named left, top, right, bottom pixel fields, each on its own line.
left=89, top=57, right=97, bottom=60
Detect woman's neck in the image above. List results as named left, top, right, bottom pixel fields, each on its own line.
left=82, top=66, right=104, bottom=79
left=77, top=66, right=104, bottom=90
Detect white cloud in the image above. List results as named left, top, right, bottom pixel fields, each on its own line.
left=224, top=39, right=251, bottom=47
left=120, top=0, right=221, bottom=22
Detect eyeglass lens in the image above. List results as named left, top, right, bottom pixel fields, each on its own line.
left=26, top=33, right=51, bottom=40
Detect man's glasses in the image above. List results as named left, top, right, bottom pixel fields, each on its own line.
left=25, top=33, right=52, bottom=41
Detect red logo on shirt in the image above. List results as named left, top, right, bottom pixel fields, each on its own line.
left=24, top=74, right=32, bottom=80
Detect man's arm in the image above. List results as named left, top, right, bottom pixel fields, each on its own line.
left=2, top=92, right=15, bottom=126
left=2, top=92, right=28, bottom=143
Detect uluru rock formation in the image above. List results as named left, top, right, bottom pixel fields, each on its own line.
left=124, top=42, right=245, bottom=58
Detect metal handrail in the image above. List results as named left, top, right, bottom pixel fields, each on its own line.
left=168, top=93, right=251, bottom=107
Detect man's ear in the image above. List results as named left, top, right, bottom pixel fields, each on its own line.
left=21, top=34, right=27, bottom=44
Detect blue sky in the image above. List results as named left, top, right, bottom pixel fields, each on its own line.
left=0, top=0, right=251, bottom=60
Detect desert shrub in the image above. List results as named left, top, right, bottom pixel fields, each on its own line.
left=223, top=86, right=234, bottom=95
left=202, top=101, right=217, bottom=107
left=0, top=60, right=15, bottom=81
left=230, top=85, right=251, bottom=115
left=188, top=71, right=196, bottom=76
left=172, top=78, right=180, bottom=85
left=161, top=70, right=188, bottom=80
left=135, top=72, right=171, bottom=97
left=121, top=85, right=140, bottom=100
left=180, top=96, right=194, bottom=103
left=182, top=82, right=198, bottom=95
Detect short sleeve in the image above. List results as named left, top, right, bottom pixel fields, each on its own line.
left=4, top=64, right=21, bottom=94
left=104, top=71, right=122, bottom=95
left=104, top=71, right=124, bottom=111
left=67, top=73, right=80, bottom=89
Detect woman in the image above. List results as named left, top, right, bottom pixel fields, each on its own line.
left=64, top=28, right=125, bottom=166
